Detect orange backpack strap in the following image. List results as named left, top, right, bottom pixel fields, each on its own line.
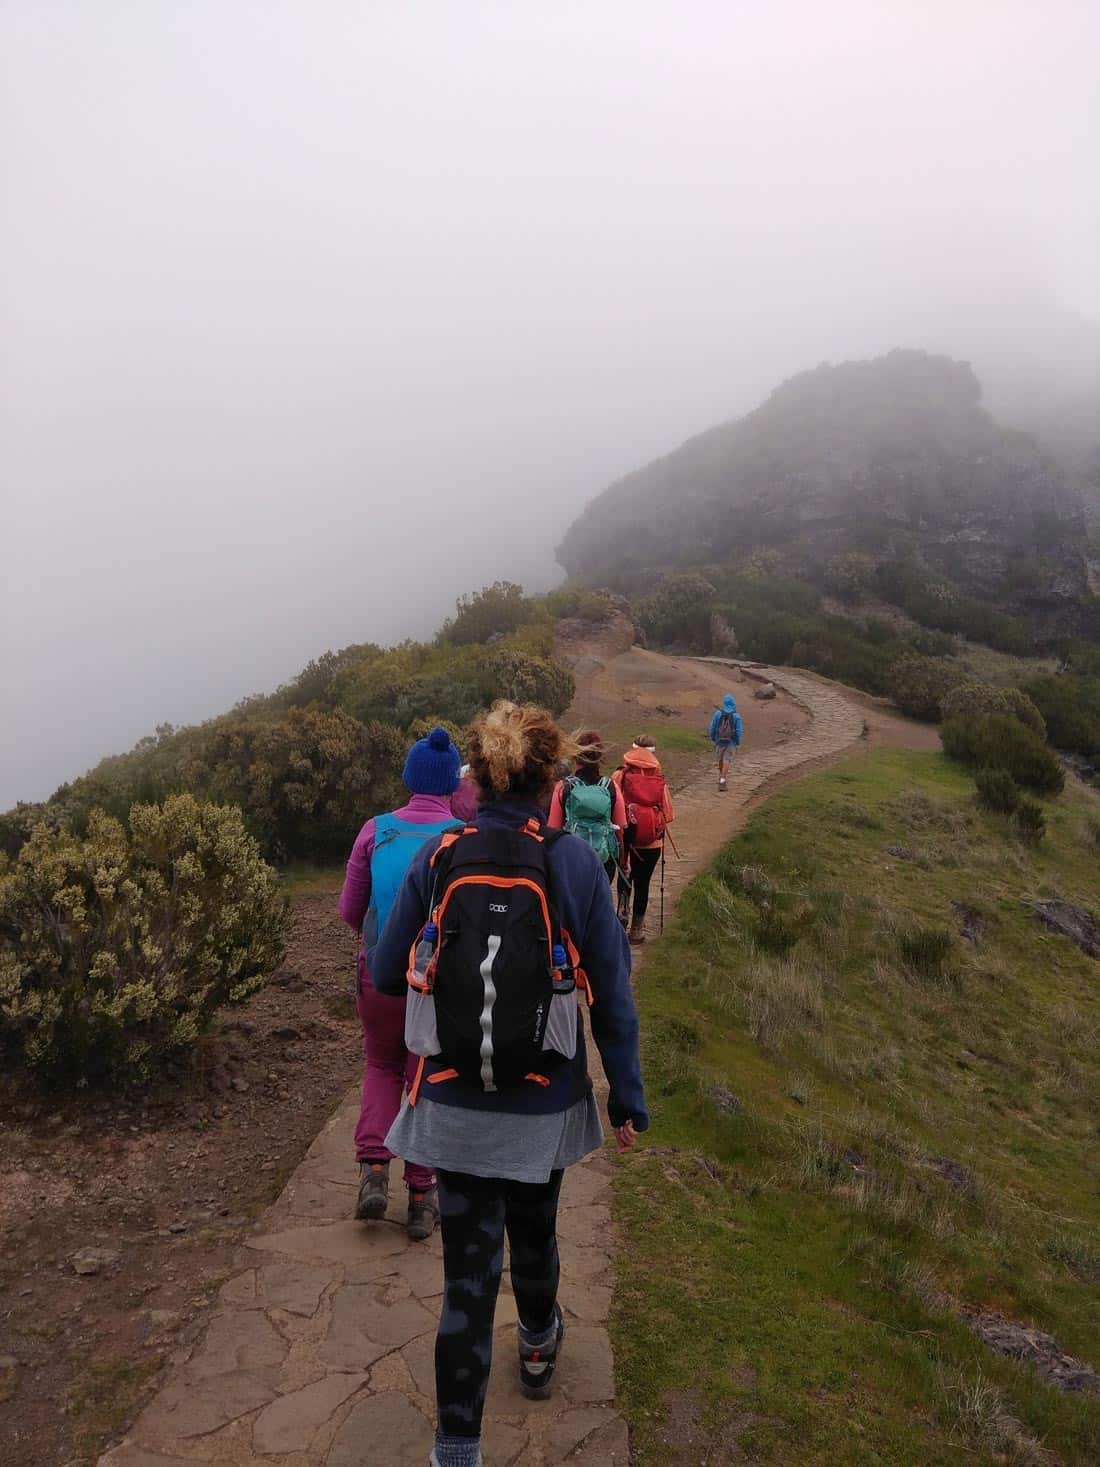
left=427, top=1067, right=459, bottom=1085
left=522, top=817, right=545, bottom=842
left=409, top=1055, right=426, bottom=1106
left=430, top=827, right=474, bottom=868
left=524, top=1072, right=551, bottom=1087
left=563, top=931, right=593, bottom=1007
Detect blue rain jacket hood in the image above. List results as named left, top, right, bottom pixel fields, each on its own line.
left=709, top=697, right=743, bottom=745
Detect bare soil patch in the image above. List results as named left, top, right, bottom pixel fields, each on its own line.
left=0, top=885, right=358, bottom=1466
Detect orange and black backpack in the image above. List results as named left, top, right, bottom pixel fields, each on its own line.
left=404, top=820, right=585, bottom=1093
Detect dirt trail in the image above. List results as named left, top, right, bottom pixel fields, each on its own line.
left=98, top=644, right=934, bottom=1467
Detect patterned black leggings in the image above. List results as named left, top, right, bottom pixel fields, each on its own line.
left=435, top=1168, right=563, bottom=1439
left=617, top=844, right=661, bottom=920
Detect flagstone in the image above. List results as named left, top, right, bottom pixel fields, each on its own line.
left=251, top=1372, right=366, bottom=1455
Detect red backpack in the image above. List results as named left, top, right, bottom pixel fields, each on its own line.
left=621, top=766, right=667, bottom=847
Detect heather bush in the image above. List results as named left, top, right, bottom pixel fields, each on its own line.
left=940, top=681, right=1046, bottom=739
left=440, top=581, right=536, bottom=645
left=1023, top=674, right=1100, bottom=759
left=941, top=715, right=1065, bottom=795
left=182, top=706, right=406, bottom=861
left=974, top=768, right=1020, bottom=815
left=886, top=654, right=969, bottom=722
left=485, top=648, right=575, bottom=715
left=1013, top=797, right=1046, bottom=846
left=636, top=573, right=717, bottom=646
left=0, top=796, right=287, bottom=1083
left=824, top=551, right=876, bottom=602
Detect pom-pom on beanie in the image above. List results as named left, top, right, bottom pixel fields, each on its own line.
left=403, top=726, right=462, bottom=796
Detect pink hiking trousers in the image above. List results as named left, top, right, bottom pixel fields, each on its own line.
left=354, top=954, right=435, bottom=1192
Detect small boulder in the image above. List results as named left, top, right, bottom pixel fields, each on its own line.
left=754, top=682, right=777, bottom=700
left=71, top=1247, right=120, bottom=1276
left=1027, top=900, right=1100, bottom=958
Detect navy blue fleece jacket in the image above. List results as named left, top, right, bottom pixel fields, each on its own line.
left=369, top=798, right=649, bottom=1131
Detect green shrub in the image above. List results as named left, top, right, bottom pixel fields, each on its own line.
left=886, top=655, right=969, bottom=722
left=941, top=715, right=1065, bottom=796
left=391, top=674, right=484, bottom=730
left=974, top=768, right=1020, bottom=814
left=1013, top=798, right=1046, bottom=846
left=636, top=573, right=716, bottom=647
left=440, top=581, right=535, bottom=645
left=182, top=706, right=406, bottom=862
left=543, top=587, right=613, bottom=623
left=940, top=681, right=1046, bottom=739
left=1023, top=674, right=1100, bottom=759
left=485, top=649, right=575, bottom=715
left=824, top=551, right=876, bottom=602
left=0, top=796, right=287, bottom=1083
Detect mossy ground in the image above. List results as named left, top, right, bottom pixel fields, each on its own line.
left=613, top=749, right=1100, bottom=1464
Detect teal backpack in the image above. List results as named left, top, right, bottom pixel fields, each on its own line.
left=563, top=777, right=617, bottom=864
left=362, top=813, right=457, bottom=947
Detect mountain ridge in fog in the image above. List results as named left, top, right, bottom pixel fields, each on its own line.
left=557, top=348, right=1098, bottom=643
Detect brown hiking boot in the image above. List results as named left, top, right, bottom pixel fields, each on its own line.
left=629, top=917, right=646, bottom=945
left=356, top=1161, right=389, bottom=1221
left=407, top=1186, right=439, bottom=1241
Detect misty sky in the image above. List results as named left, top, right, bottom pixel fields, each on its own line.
left=2, top=0, right=1098, bottom=808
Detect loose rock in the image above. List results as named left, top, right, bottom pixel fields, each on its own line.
left=71, top=1247, right=120, bottom=1276
left=1027, top=900, right=1100, bottom=957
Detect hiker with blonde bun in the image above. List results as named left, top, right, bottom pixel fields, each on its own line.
left=338, top=726, right=466, bottom=1239
left=547, top=728, right=627, bottom=881
left=612, top=734, right=675, bottom=944
left=370, top=700, right=648, bottom=1467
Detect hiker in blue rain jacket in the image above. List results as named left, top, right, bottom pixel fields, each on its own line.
left=709, top=692, right=743, bottom=791
left=370, top=699, right=648, bottom=1467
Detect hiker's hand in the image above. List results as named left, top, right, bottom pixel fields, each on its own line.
left=614, top=1120, right=637, bottom=1152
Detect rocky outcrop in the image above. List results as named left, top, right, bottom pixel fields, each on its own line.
left=557, top=350, right=1096, bottom=638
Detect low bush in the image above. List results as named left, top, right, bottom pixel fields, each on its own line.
left=886, top=654, right=969, bottom=722
left=440, top=581, right=538, bottom=645
left=941, top=715, right=1065, bottom=796
left=181, top=706, right=406, bottom=862
left=1023, top=674, right=1100, bottom=759
left=0, top=795, right=287, bottom=1083
left=940, top=681, right=1046, bottom=739
left=1014, top=797, right=1046, bottom=846
left=485, top=649, right=575, bottom=715
left=635, top=573, right=717, bottom=647
left=974, top=768, right=1020, bottom=814
left=543, top=587, right=613, bottom=623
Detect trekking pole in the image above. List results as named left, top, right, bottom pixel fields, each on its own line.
left=659, top=843, right=666, bottom=934
left=664, top=827, right=682, bottom=861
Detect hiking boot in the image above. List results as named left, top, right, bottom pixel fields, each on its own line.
left=629, top=917, right=646, bottom=945
left=719, top=775, right=727, bottom=792
left=519, top=1303, right=565, bottom=1400
left=355, top=1161, right=389, bottom=1221
left=406, top=1186, right=439, bottom=1241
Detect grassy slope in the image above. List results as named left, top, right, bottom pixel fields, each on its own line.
left=613, top=749, right=1100, bottom=1465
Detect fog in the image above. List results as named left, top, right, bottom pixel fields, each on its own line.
left=2, top=0, right=1097, bottom=808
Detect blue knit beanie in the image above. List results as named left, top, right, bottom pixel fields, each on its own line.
left=403, top=726, right=461, bottom=796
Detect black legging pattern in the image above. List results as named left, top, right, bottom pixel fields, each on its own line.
left=435, top=1168, right=563, bottom=1439
left=618, top=844, right=661, bottom=920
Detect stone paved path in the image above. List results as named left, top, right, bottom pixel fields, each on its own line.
left=100, top=658, right=867, bottom=1467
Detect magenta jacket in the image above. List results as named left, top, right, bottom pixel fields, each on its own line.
left=338, top=792, right=469, bottom=931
